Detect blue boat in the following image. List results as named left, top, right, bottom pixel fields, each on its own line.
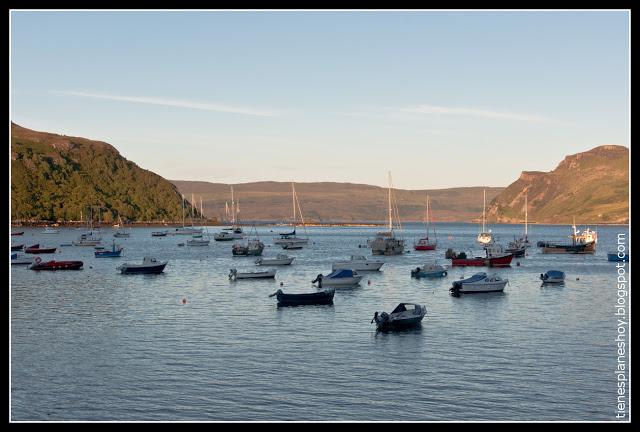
left=411, top=262, right=447, bottom=278
left=540, top=270, right=565, bottom=283
left=95, top=241, right=123, bottom=258
left=608, top=251, right=629, bottom=262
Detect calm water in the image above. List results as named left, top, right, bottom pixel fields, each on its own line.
left=10, top=223, right=630, bottom=421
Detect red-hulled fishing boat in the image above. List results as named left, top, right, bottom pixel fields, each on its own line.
left=29, top=257, right=83, bottom=270
left=446, top=243, right=514, bottom=267
left=25, top=244, right=57, bottom=254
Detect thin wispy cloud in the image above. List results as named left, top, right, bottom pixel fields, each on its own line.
left=401, top=104, right=550, bottom=122
left=51, top=90, right=279, bottom=117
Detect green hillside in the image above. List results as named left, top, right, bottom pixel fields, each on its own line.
left=10, top=123, right=198, bottom=223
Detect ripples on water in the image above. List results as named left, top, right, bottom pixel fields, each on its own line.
left=10, top=223, right=629, bottom=421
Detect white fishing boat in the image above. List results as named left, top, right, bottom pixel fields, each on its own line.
left=331, top=255, right=384, bottom=271
left=229, top=268, right=277, bottom=280
left=273, top=182, right=309, bottom=246
left=312, top=269, right=363, bottom=287
left=410, top=262, right=447, bottom=278
left=477, top=189, right=493, bottom=244
left=72, top=232, right=102, bottom=246
left=255, top=254, right=295, bottom=266
left=368, top=172, right=405, bottom=255
left=450, top=272, right=507, bottom=295
left=371, top=303, right=427, bottom=331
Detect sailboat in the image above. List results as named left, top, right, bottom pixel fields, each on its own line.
left=414, top=194, right=437, bottom=251
left=506, top=194, right=531, bottom=256
left=368, top=172, right=405, bottom=255
left=273, top=182, right=309, bottom=247
left=477, top=189, right=493, bottom=244
left=214, top=186, right=244, bottom=241
left=73, top=206, right=103, bottom=246
left=171, top=194, right=203, bottom=235
left=113, top=213, right=131, bottom=238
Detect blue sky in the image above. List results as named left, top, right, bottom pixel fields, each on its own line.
left=10, top=10, right=629, bottom=189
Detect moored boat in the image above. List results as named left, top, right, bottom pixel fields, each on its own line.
left=312, top=269, right=362, bottom=287
left=29, top=257, right=83, bottom=270
left=270, top=289, right=335, bottom=306
left=229, top=268, right=277, bottom=280
left=256, top=254, right=295, bottom=266
left=539, top=221, right=597, bottom=254
left=42, top=227, right=60, bottom=234
left=25, top=244, right=57, bottom=254
left=450, top=272, right=507, bottom=295
left=332, top=255, right=384, bottom=271
left=94, top=241, right=123, bottom=258
left=11, top=244, right=24, bottom=251
left=540, top=270, right=565, bottom=283
left=371, top=303, right=427, bottom=331
left=607, top=251, right=629, bottom=262
left=117, top=257, right=167, bottom=274
left=72, top=232, right=102, bottom=246
left=11, top=253, right=34, bottom=265
left=445, top=247, right=513, bottom=267
left=151, top=230, right=168, bottom=237
left=11, top=231, right=24, bottom=236
left=368, top=172, right=405, bottom=255
left=477, top=189, right=493, bottom=244
left=411, top=262, right=447, bottom=278
left=414, top=194, right=437, bottom=251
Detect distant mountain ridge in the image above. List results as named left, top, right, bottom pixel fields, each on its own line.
left=485, top=145, right=629, bottom=224
left=171, top=180, right=505, bottom=223
left=11, top=123, right=194, bottom=222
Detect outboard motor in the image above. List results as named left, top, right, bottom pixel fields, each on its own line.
left=229, top=268, right=237, bottom=280
left=371, top=311, right=379, bottom=324
left=312, top=273, right=323, bottom=288
left=411, top=267, right=421, bottom=278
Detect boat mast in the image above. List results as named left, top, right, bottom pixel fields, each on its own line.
left=292, top=182, right=296, bottom=227
left=181, top=194, right=185, bottom=228
left=388, top=171, right=392, bottom=232
left=200, top=196, right=204, bottom=220
left=524, top=194, right=528, bottom=237
left=231, top=185, right=235, bottom=225
left=482, top=189, right=486, bottom=233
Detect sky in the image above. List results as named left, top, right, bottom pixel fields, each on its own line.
left=10, top=10, right=630, bottom=190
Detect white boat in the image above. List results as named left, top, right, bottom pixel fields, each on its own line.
left=117, top=257, right=167, bottom=274
left=42, top=227, right=60, bottom=234
left=368, top=172, right=405, bottom=255
left=229, top=268, right=277, bottom=280
left=450, top=272, right=507, bottom=295
left=213, top=230, right=243, bottom=241
left=113, top=214, right=131, bottom=238
left=312, top=269, right=363, bottom=287
left=255, top=254, right=295, bottom=266
left=72, top=232, right=102, bottom=246
left=477, top=189, right=493, bottom=244
left=331, top=255, right=384, bottom=271
left=11, top=252, right=34, bottom=265
left=540, top=270, right=565, bottom=284
left=273, top=182, right=309, bottom=246
left=411, top=262, right=447, bottom=278
left=372, top=303, right=427, bottom=331
left=187, top=237, right=210, bottom=246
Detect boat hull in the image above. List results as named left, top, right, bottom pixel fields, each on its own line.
left=414, top=244, right=436, bottom=251
left=451, top=254, right=513, bottom=267
left=318, top=276, right=362, bottom=287
left=30, top=260, right=83, bottom=270
left=25, top=246, right=57, bottom=254
left=607, top=253, right=629, bottom=262
left=541, top=242, right=595, bottom=254
left=376, top=316, right=425, bottom=331
left=276, top=289, right=334, bottom=306
left=331, top=261, right=383, bottom=271
left=119, top=263, right=167, bottom=274
left=95, top=250, right=123, bottom=258
left=11, top=244, right=24, bottom=251
left=256, top=258, right=295, bottom=265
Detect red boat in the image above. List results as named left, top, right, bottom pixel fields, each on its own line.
left=25, top=244, right=57, bottom=254
left=29, top=257, right=83, bottom=270
left=414, top=194, right=437, bottom=251
left=446, top=245, right=514, bottom=267
left=11, top=231, right=24, bottom=236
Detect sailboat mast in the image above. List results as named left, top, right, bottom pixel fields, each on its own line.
left=482, top=189, right=486, bottom=232
left=231, top=186, right=235, bottom=225
left=200, top=196, right=204, bottom=220
left=388, top=172, right=392, bottom=231
left=181, top=194, right=185, bottom=227
left=525, top=194, right=528, bottom=236
left=292, top=182, right=296, bottom=226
